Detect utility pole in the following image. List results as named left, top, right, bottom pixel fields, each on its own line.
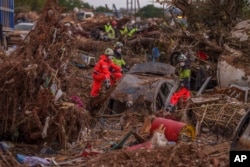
left=127, top=0, right=132, bottom=16
left=134, top=0, right=137, bottom=14
left=137, top=0, right=140, bottom=11
left=127, top=0, right=140, bottom=15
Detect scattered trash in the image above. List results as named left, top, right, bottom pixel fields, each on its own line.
left=81, top=144, right=102, bottom=157
left=40, top=146, right=57, bottom=155
left=1, top=0, right=249, bottom=167
left=151, top=124, right=168, bottom=146
left=126, top=141, right=152, bottom=151
left=0, top=141, right=11, bottom=152
left=55, top=89, right=63, bottom=101
left=16, top=154, right=51, bottom=166
left=70, top=95, right=84, bottom=107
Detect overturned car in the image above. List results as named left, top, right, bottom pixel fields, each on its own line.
left=99, top=62, right=180, bottom=115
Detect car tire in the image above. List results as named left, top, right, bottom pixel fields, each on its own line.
left=170, top=51, right=182, bottom=66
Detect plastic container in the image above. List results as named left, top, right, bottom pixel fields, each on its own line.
left=150, top=117, right=186, bottom=142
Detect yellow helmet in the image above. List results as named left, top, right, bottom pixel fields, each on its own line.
left=104, top=48, right=114, bottom=56
left=177, top=53, right=187, bottom=62
left=114, top=41, right=123, bottom=48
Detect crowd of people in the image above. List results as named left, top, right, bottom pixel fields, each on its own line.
left=90, top=19, right=140, bottom=42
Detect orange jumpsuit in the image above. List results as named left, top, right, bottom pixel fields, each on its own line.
left=170, top=87, right=190, bottom=105
left=90, top=55, right=122, bottom=97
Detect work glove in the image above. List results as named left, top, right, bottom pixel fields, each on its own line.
left=104, top=79, right=110, bottom=89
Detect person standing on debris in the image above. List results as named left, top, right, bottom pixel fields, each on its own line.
left=111, top=20, right=119, bottom=38
left=128, top=20, right=138, bottom=37
left=104, top=22, right=115, bottom=40
left=166, top=53, right=191, bottom=112
left=112, top=42, right=129, bottom=72
left=90, top=48, right=122, bottom=97
left=152, top=46, right=160, bottom=62
left=119, top=25, right=128, bottom=38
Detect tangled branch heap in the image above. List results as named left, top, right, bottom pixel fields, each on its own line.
left=0, top=0, right=91, bottom=148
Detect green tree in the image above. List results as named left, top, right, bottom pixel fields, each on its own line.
left=136, top=5, right=163, bottom=18
left=95, top=6, right=110, bottom=13
left=171, top=0, right=250, bottom=31
left=15, top=0, right=46, bottom=12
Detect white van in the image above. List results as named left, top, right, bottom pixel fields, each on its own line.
left=77, top=12, right=94, bottom=21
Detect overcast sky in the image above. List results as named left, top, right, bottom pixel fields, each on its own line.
left=83, top=0, right=161, bottom=9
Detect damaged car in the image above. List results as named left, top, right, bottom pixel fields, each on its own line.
left=98, top=62, right=180, bottom=115
left=6, top=22, right=35, bottom=46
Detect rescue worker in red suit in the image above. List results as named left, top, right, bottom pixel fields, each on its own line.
left=90, top=48, right=122, bottom=97
left=167, top=53, right=191, bottom=112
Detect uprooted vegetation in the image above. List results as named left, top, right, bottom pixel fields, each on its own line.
left=0, top=0, right=92, bottom=148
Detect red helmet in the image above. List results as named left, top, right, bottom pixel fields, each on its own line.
left=111, top=20, right=117, bottom=26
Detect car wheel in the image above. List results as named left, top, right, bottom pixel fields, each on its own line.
left=170, top=51, right=182, bottom=66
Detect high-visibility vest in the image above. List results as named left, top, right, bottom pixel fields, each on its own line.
left=179, top=68, right=191, bottom=80
left=128, top=28, right=137, bottom=37
left=112, top=57, right=126, bottom=67
left=120, top=27, right=128, bottom=36
left=104, top=24, right=112, bottom=33
left=105, top=24, right=115, bottom=39
left=179, top=67, right=191, bottom=89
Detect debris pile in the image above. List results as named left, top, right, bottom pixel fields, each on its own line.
left=85, top=142, right=210, bottom=167
left=0, top=0, right=91, bottom=148
left=1, top=0, right=250, bottom=166
left=194, top=104, right=246, bottom=136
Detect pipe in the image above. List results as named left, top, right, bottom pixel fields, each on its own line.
left=196, top=76, right=212, bottom=96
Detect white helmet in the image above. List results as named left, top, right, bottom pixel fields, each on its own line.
left=104, top=48, right=114, bottom=56
left=114, top=41, right=123, bottom=48
left=177, top=53, right=187, bottom=62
